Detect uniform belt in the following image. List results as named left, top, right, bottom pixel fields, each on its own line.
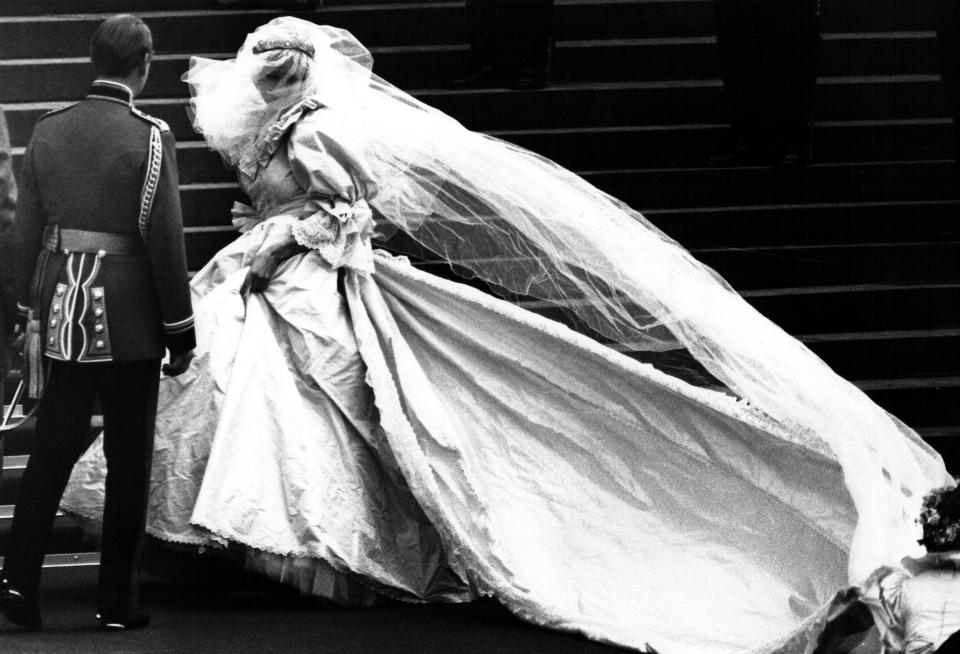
left=42, top=225, right=145, bottom=256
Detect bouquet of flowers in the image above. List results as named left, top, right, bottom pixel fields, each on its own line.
left=919, top=483, right=960, bottom=552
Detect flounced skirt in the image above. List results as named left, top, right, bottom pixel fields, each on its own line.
left=63, top=217, right=860, bottom=653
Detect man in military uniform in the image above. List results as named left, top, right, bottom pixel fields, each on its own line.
left=1, top=15, right=195, bottom=631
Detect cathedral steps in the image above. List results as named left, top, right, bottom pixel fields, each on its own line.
left=1, top=0, right=958, bottom=570
left=0, top=0, right=942, bottom=41
left=6, top=106, right=955, bottom=170
left=4, top=76, right=949, bottom=134
left=0, top=37, right=946, bottom=101
left=168, top=159, right=960, bottom=264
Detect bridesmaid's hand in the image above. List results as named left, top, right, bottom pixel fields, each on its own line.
left=241, top=248, right=281, bottom=297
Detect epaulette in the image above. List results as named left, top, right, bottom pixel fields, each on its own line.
left=36, top=103, right=77, bottom=122
left=130, top=106, right=170, bottom=132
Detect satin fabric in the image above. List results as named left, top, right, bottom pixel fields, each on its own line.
left=62, top=216, right=862, bottom=651
left=864, top=557, right=960, bottom=653
left=57, top=95, right=904, bottom=653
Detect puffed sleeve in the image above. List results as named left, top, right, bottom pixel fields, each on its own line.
left=286, top=108, right=377, bottom=273
left=288, top=107, right=377, bottom=203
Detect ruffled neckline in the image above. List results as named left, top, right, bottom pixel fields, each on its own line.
left=255, top=96, right=325, bottom=169
left=233, top=95, right=326, bottom=181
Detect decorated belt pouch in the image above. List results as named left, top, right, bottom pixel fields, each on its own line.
left=78, top=286, right=112, bottom=362
left=44, top=253, right=113, bottom=362
left=44, top=282, right=69, bottom=361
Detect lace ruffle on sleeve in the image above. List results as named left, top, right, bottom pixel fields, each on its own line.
left=291, top=197, right=374, bottom=273
left=287, top=106, right=377, bottom=274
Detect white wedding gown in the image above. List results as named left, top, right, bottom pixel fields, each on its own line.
left=59, top=102, right=941, bottom=654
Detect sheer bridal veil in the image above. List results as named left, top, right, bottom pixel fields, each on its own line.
left=184, top=17, right=952, bottom=585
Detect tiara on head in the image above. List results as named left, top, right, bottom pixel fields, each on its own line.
left=252, top=37, right=316, bottom=58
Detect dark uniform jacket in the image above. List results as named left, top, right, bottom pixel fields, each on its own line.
left=13, top=81, right=195, bottom=363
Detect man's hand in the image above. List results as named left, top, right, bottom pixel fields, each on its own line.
left=162, top=349, right=194, bottom=376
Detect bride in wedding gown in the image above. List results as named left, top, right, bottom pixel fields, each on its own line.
left=60, top=17, right=952, bottom=654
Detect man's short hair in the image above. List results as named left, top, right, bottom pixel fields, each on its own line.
left=90, top=15, right=153, bottom=77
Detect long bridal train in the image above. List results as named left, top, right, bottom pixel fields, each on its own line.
left=58, top=16, right=951, bottom=654
left=68, top=214, right=863, bottom=654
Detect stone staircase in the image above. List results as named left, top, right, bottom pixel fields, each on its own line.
left=2, top=0, right=959, bottom=572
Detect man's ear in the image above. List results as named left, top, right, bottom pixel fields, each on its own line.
left=139, top=51, right=152, bottom=77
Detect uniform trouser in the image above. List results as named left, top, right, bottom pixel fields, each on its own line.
left=1, top=358, right=160, bottom=620
left=465, top=0, right=553, bottom=77
left=713, top=0, right=820, bottom=157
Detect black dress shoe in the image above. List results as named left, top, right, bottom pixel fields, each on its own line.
left=99, top=612, right=150, bottom=631
left=2, top=586, right=42, bottom=630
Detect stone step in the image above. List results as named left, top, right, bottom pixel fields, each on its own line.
left=412, top=76, right=952, bottom=130
left=0, top=31, right=949, bottom=104
left=509, top=283, right=960, bottom=345
left=9, top=428, right=960, bottom=562
left=804, top=331, right=960, bottom=381
left=8, top=122, right=942, bottom=193
left=4, top=374, right=959, bottom=505
left=0, top=552, right=100, bottom=570
left=920, top=427, right=960, bottom=473
left=0, top=504, right=93, bottom=555
left=164, top=123, right=958, bottom=183
left=0, top=6, right=466, bottom=59
left=171, top=163, right=960, bottom=271
left=188, top=196, right=960, bottom=253
left=3, top=77, right=952, bottom=146
left=581, top=162, right=960, bottom=213
left=642, top=199, right=960, bottom=249
left=181, top=214, right=960, bottom=280
left=0, top=416, right=101, bottom=459
left=864, top=378, right=960, bottom=430
left=0, top=9, right=943, bottom=63
left=736, top=283, right=960, bottom=335
left=0, top=0, right=944, bottom=36
left=556, top=32, right=942, bottom=84
left=0, top=455, right=28, bottom=503
left=488, top=121, right=953, bottom=171
left=3, top=157, right=946, bottom=271
left=8, top=143, right=957, bottom=215
left=422, top=240, right=960, bottom=291
left=163, top=158, right=960, bottom=216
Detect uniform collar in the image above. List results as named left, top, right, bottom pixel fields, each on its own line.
left=87, top=80, right=135, bottom=106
